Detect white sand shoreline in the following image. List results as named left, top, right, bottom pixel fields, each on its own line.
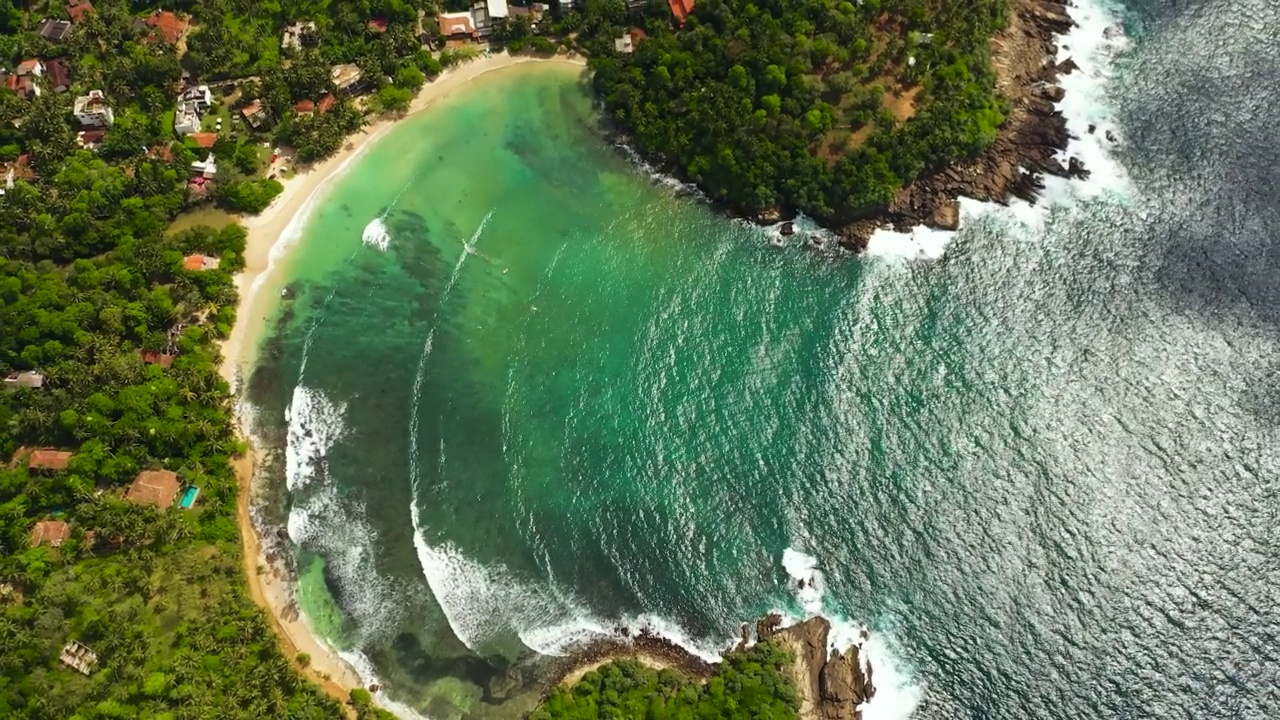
left=222, top=51, right=588, bottom=711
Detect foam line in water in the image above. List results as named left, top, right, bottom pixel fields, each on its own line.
left=284, top=385, right=346, bottom=493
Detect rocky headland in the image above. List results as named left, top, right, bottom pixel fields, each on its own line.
left=838, top=0, right=1097, bottom=250
left=546, top=614, right=878, bottom=720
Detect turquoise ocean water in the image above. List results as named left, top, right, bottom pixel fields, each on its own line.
left=243, top=1, right=1280, bottom=716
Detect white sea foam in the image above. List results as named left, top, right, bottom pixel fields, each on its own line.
left=284, top=385, right=347, bottom=493
left=614, top=142, right=704, bottom=197
left=362, top=217, right=392, bottom=251
left=866, top=0, right=1131, bottom=260
left=756, top=214, right=841, bottom=249
left=338, top=649, right=432, bottom=720
left=781, top=546, right=925, bottom=720
left=782, top=547, right=827, bottom=614
left=289, top=484, right=408, bottom=643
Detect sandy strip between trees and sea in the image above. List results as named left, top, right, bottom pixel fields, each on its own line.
left=221, top=51, right=588, bottom=711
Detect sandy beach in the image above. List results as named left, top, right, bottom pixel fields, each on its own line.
left=222, top=51, right=588, bottom=711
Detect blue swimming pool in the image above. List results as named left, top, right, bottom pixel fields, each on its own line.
left=178, top=487, right=199, bottom=510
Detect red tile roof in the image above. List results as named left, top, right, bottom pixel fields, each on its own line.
left=191, top=132, right=217, bottom=149
left=438, top=14, right=476, bottom=37
left=46, top=58, right=70, bottom=89
left=148, top=144, right=173, bottom=161
left=30, top=520, right=72, bottom=547
left=317, top=93, right=336, bottom=114
left=126, top=470, right=180, bottom=508
left=16, top=58, right=42, bottom=75
left=367, top=18, right=388, bottom=32
left=144, top=11, right=189, bottom=44
left=294, top=99, right=314, bottom=113
left=140, top=350, right=175, bottom=368
left=630, top=28, right=648, bottom=44
left=67, top=0, right=94, bottom=23
left=667, top=0, right=694, bottom=24
left=11, top=447, right=74, bottom=470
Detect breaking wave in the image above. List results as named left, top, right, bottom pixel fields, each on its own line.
left=865, top=0, right=1133, bottom=260
left=781, top=547, right=925, bottom=720
left=362, top=217, right=392, bottom=251
left=284, top=385, right=346, bottom=493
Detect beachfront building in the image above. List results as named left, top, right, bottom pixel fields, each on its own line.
left=470, top=0, right=509, bottom=37
left=73, top=90, right=114, bottom=127
left=126, top=469, right=181, bottom=509
left=330, top=64, right=365, bottom=95
left=438, top=13, right=479, bottom=44
left=3, top=370, right=44, bottom=389
left=183, top=254, right=220, bottom=271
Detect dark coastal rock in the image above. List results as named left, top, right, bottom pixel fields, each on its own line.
left=780, top=220, right=795, bottom=236
left=1088, top=123, right=1096, bottom=134
left=756, top=613, right=784, bottom=641
left=1057, top=57, right=1079, bottom=75
left=1105, top=129, right=1118, bottom=143
left=927, top=199, right=961, bottom=231
left=1035, top=83, right=1066, bottom=103
left=1067, top=156, right=1090, bottom=179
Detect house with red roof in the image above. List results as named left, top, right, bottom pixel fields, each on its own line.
left=183, top=254, right=220, bottom=271
left=667, top=0, right=695, bottom=24
left=190, top=132, right=217, bottom=149
left=67, top=0, right=95, bottom=23
left=45, top=59, right=71, bottom=92
left=367, top=17, right=388, bottom=33
left=141, top=10, right=190, bottom=45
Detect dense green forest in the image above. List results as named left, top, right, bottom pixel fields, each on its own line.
left=582, top=0, right=1009, bottom=224
left=532, top=641, right=800, bottom=720
left=0, top=0, right=436, bottom=717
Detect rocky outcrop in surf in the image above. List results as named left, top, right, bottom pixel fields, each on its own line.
left=548, top=614, right=879, bottom=720
left=755, top=614, right=877, bottom=720
left=837, top=0, right=1098, bottom=251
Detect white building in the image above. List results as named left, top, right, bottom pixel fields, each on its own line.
left=174, top=85, right=213, bottom=136
left=614, top=33, right=634, bottom=54
left=487, top=0, right=509, bottom=19
left=282, top=21, right=317, bottom=51
left=73, top=90, right=114, bottom=127
left=191, top=153, right=217, bottom=179
left=15, top=59, right=44, bottom=77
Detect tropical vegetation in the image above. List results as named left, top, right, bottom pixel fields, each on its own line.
left=532, top=641, right=800, bottom=720
left=581, top=0, right=1010, bottom=225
